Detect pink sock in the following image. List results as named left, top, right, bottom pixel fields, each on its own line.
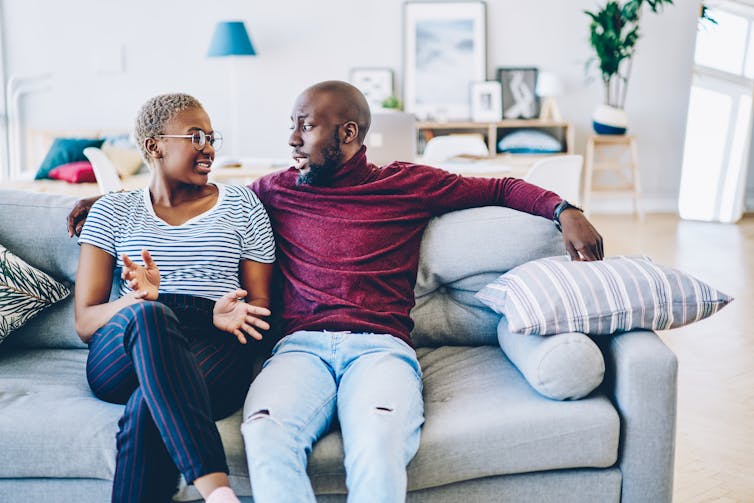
left=206, top=486, right=240, bottom=503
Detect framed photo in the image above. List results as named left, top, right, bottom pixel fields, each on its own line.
left=471, top=81, right=502, bottom=122
left=349, top=68, right=394, bottom=109
left=404, top=1, right=487, bottom=121
left=496, top=67, right=539, bottom=119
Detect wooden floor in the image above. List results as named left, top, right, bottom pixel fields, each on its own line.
left=590, top=213, right=754, bottom=503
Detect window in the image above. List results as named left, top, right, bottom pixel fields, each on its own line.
left=679, top=1, right=754, bottom=222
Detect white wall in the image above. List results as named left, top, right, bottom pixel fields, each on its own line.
left=2, top=0, right=716, bottom=209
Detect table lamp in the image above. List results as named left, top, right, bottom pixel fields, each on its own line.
left=536, top=72, right=564, bottom=121
left=207, top=21, right=256, bottom=160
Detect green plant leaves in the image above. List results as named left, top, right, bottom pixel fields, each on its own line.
left=584, top=0, right=673, bottom=107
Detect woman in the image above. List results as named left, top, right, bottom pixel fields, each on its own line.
left=75, top=93, right=275, bottom=503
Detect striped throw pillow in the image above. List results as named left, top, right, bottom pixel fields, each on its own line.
left=475, top=255, right=733, bottom=336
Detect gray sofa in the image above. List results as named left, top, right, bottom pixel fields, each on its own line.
left=0, top=189, right=677, bottom=502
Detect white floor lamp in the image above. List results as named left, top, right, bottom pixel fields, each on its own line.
left=207, top=20, right=256, bottom=162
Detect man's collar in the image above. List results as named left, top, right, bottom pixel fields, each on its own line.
left=328, top=146, right=372, bottom=187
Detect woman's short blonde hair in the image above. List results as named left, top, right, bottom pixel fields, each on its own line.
left=134, top=93, right=203, bottom=162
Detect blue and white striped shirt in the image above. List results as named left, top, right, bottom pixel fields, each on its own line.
left=79, top=183, right=276, bottom=301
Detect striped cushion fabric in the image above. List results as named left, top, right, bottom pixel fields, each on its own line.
left=475, top=255, right=733, bottom=335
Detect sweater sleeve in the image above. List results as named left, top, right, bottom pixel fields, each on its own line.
left=415, top=165, right=563, bottom=219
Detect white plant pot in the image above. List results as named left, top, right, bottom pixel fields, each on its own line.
left=592, top=105, right=628, bottom=135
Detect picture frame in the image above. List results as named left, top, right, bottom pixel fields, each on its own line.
left=496, top=67, right=539, bottom=119
left=470, top=81, right=502, bottom=122
left=404, top=1, right=487, bottom=121
left=349, top=68, right=395, bottom=109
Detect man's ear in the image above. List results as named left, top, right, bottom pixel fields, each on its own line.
left=341, top=121, right=359, bottom=145
left=145, top=137, right=161, bottom=159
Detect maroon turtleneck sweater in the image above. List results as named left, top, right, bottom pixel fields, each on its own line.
left=249, top=146, right=562, bottom=346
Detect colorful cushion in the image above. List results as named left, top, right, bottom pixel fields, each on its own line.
left=0, top=244, right=71, bottom=345
left=476, top=255, right=733, bottom=336
left=48, top=161, right=97, bottom=183
left=498, top=129, right=562, bottom=154
left=34, top=137, right=105, bottom=180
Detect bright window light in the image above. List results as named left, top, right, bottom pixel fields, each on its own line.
left=695, top=8, right=748, bottom=75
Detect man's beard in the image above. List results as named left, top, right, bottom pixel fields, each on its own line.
left=297, top=137, right=342, bottom=187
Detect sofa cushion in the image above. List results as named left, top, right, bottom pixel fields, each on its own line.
left=0, top=348, right=121, bottom=479
left=101, top=143, right=144, bottom=177
left=34, top=137, right=105, bottom=180
left=177, top=346, right=620, bottom=499
left=2, top=346, right=619, bottom=495
left=497, top=318, right=605, bottom=400
left=0, top=244, right=71, bottom=345
left=48, top=161, right=97, bottom=183
left=0, top=190, right=86, bottom=349
left=411, top=206, right=565, bottom=346
left=476, top=255, right=733, bottom=335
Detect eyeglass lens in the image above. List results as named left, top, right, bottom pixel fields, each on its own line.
left=191, top=131, right=223, bottom=151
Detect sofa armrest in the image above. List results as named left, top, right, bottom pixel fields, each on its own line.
left=601, top=329, right=677, bottom=503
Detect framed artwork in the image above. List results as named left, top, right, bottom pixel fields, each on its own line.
left=496, top=67, right=539, bottom=119
left=404, top=1, right=487, bottom=121
left=470, top=81, right=502, bottom=122
left=349, top=68, right=394, bottom=108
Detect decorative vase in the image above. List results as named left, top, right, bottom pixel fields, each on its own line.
left=592, top=104, right=628, bottom=135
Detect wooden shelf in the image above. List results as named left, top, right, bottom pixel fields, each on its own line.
left=416, top=119, right=574, bottom=157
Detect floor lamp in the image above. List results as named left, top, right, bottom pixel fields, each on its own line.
left=207, top=20, right=256, bottom=162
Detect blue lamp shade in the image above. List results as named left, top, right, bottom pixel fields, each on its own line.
left=207, top=21, right=256, bottom=57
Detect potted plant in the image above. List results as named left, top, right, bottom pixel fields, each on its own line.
left=585, top=0, right=674, bottom=134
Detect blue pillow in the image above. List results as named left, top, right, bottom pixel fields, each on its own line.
left=498, top=129, right=562, bottom=154
left=35, top=137, right=105, bottom=180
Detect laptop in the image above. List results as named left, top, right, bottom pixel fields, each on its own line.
left=363, top=112, right=417, bottom=166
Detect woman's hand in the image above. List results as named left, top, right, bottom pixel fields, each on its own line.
left=213, top=289, right=272, bottom=344
left=121, top=249, right=160, bottom=300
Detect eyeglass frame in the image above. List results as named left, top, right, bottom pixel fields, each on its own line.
left=154, top=130, right=223, bottom=151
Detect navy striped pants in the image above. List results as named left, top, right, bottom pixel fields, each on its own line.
left=86, top=294, right=255, bottom=503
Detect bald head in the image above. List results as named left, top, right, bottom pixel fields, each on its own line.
left=301, top=81, right=371, bottom=143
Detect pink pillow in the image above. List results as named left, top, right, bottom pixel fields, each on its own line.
left=48, top=161, right=97, bottom=183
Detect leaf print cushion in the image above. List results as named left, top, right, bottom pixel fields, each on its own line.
left=0, top=244, right=71, bottom=344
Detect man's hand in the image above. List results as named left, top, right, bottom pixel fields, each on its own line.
left=213, top=289, right=272, bottom=344
left=121, top=249, right=160, bottom=300
left=558, top=209, right=604, bottom=261
left=67, top=195, right=101, bottom=237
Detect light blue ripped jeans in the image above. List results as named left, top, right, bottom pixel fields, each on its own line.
left=240, top=330, right=425, bottom=503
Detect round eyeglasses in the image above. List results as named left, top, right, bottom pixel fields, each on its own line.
left=155, top=130, right=223, bottom=152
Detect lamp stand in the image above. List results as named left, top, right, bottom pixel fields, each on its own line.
left=539, top=97, right=563, bottom=121
left=227, top=57, right=241, bottom=161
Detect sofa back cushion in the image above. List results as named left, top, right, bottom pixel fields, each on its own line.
left=0, top=190, right=84, bottom=348
left=0, top=191, right=565, bottom=349
left=410, top=206, right=565, bottom=347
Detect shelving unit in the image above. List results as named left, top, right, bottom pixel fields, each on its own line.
left=416, top=119, right=574, bottom=157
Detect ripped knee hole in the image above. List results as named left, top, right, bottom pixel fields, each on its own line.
left=245, top=409, right=282, bottom=427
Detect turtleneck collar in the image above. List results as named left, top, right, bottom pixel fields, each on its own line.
left=326, top=146, right=375, bottom=188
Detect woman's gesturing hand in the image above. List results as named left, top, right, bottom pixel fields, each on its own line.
left=121, top=249, right=160, bottom=300
left=213, top=289, right=272, bottom=344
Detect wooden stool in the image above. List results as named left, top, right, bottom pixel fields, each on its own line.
left=583, top=134, right=643, bottom=219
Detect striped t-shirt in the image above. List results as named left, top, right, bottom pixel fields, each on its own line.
left=79, top=183, right=275, bottom=301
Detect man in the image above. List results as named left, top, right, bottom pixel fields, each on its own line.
left=68, top=81, right=602, bottom=503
